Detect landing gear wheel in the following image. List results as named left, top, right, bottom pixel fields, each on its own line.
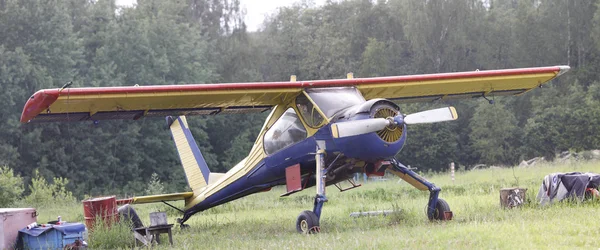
left=296, top=210, right=320, bottom=234
left=177, top=218, right=190, bottom=229
left=428, top=198, right=452, bottom=221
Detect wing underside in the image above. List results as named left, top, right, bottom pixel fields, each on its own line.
left=20, top=66, right=568, bottom=123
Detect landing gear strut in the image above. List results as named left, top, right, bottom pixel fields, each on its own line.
left=296, top=143, right=327, bottom=234
left=177, top=213, right=192, bottom=229
left=388, top=158, right=452, bottom=221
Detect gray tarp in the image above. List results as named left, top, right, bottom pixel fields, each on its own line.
left=536, top=172, right=600, bottom=205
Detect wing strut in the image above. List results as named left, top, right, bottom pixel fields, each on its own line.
left=161, top=201, right=185, bottom=214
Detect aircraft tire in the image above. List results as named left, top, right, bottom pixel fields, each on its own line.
left=296, top=210, right=320, bottom=234
left=429, top=198, right=451, bottom=221
left=118, top=204, right=144, bottom=229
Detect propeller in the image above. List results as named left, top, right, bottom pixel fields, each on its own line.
left=331, top=107, right=458, bottom=139
left=404, top=106, right=458, bottom=124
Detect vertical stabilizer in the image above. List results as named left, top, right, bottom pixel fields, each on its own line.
left=167, top=116, right=211, bottom=191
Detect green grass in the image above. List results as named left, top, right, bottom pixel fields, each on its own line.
left=32, top=160, right=600, bottom=249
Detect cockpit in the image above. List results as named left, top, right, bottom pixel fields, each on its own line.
left=263, top=87, right=366, bottom=155
left=304, top=87, right=365, bottom=118
left=263, top=108, right=307, bottom=155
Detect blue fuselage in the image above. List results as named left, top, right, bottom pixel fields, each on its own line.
left=185, top=100, right=407, bottom=218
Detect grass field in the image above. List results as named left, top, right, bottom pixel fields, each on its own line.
left=36, top=160, right=600, bottom=249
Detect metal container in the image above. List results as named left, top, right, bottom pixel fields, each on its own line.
left=82, top=196, right=118, bottom=230
left=0, top=208, right=37, bottom=249
left=149, top=212, right=167, bottom=227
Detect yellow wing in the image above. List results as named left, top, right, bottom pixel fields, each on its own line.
left=21, top=66, right=569, bottom=123
left=357, top=66, right=570, bottom=103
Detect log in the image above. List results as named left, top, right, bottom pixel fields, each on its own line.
left=349, top=210, right=400, bottom=217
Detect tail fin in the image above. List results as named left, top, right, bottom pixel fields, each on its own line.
left=167, top=116, right=211, bottom=191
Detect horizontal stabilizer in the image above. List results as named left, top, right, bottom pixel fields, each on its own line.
left=121, top=192, right=195, bottom=205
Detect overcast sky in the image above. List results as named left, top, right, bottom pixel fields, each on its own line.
left=115, top=0, right=326, bottom=31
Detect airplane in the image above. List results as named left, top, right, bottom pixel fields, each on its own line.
left=20, top=65, right=569, bottom=233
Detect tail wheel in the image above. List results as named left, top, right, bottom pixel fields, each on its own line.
left=428, top=198, right=452, bottom=221
left=296, top=210, right=320, bottom=234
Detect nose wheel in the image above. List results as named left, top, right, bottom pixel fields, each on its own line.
left=296, top=210, right=320, bottom=234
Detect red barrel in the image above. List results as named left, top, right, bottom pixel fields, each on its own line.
left=82, top=196, right=119, bottom=230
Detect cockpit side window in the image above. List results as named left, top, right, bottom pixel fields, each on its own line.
left=295, top=94, right=325, bottom=128
left=263, top=108, right=307, bottom=155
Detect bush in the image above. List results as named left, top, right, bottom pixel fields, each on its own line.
left=21, top=170, right=76, bottom=206
left=0, top=166, right=24, bottom=207
left=145, top=172, right=165, bottom=195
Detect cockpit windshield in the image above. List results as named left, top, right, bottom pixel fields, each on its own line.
left=306, top=87, right=365, bottom=117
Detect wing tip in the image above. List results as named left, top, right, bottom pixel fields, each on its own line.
left=557, top=65, right=570, bottom=77
left=20, top=90, right=60, bottom=123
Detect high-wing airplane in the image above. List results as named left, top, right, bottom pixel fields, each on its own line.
left=20, top=66, right=569, bottom=233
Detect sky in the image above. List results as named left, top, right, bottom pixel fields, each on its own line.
left=115, top=0, right=326, bottom=32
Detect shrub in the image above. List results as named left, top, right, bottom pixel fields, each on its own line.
left=21, top=170, right=76, bottom=206
left=145, top=172, right=165, bottom=195
left=0, top=166, right=24, bottom=207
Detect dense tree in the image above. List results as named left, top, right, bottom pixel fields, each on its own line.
left=0, top=0, right=599, bottom=197
left=469, top=101, right=522, bottom=165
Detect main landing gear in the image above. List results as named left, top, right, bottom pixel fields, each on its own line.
left=296, top=145, right=327, bottom=234
left=388, top=158, right=453, bottom=221
left=295, top=145, right=452, bottom=233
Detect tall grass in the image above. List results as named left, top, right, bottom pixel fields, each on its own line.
left=87, top=217, right=135, bottom=249
left=23, top=160, right=600, bottom=249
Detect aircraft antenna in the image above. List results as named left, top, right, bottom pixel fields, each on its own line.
left=59, top=81, right=73, bottom=93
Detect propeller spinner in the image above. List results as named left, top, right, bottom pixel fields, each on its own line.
left=331, top=107, right=458, bottom=139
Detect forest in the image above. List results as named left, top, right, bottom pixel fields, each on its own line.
left=0, top=0, right=599, bottom=198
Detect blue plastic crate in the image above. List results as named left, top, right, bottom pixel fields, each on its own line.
left=19, top=222, right=86, bottom=250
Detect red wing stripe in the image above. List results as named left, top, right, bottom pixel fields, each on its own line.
left=40, top=66, right=563, bottom=96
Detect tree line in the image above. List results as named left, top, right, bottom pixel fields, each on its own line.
left=0, top=0, right=599, bottom=198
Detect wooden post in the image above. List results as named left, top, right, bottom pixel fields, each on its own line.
left=450, top=162, right=455, bottom=184
left=500, top=188, right=527, bottom=208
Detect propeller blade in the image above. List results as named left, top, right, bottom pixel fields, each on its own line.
left=404, top=107, right=458, bottom=124
left=331, top=118, right=390, bottom=138
left=331, top=106, right=458, bottom=138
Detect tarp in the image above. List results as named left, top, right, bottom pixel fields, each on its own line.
left=536, top=172, right=600, bottom=205
left=18, top=223, right=85, bottom=237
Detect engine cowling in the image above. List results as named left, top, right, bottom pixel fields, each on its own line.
left=369, top=102, right=403, bottom=143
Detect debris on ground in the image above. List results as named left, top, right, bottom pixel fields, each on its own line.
left=18, top=217, right=87, bottom=250
left=536, top=172, right=600, bottom=205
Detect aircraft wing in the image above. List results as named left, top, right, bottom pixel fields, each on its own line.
left=21, top=82, right=303, bottom=123
left=20, top=66, right=568, bottom=123
left=356, top=66, right=569, bottom=103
